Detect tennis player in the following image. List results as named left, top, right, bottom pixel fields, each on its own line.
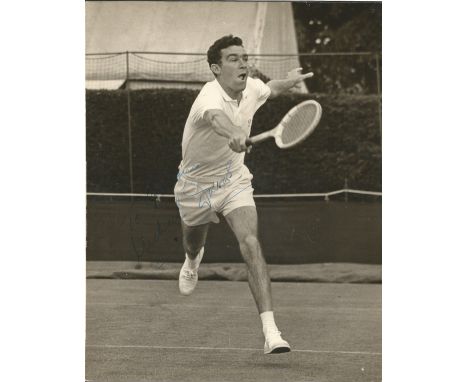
left=174, top=35, right=313, bottom=354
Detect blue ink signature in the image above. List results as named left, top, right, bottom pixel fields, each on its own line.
left=176, top=161, right=234, bottom=208
left=196, top=160, right=233, bottom=208
left=177, top=163, right=201, bottom=180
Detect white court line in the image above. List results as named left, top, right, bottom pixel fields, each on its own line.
left=87, top=302, right=381, bottom=311
left=86, top=344, right=381, bottom=356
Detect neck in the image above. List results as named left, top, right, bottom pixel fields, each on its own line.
left=216, top=79, right=242, bottom=103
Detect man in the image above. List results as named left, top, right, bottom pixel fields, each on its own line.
left=174, top=35, right=313, bottom=354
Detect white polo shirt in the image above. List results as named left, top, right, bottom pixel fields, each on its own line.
left=178, top=77, right=271, bottom=183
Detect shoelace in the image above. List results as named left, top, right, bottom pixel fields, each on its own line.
left=266, top=330, right=283, bottom=343
left=182, top=269, right=197, bottom=280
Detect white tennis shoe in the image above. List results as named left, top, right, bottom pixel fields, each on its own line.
left=178, top=247, right=204, bottom=296
left=264, top=331, right=291, bottom=354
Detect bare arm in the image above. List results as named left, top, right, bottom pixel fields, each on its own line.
left=267, top=67, right=314, bottom=99
left=204, top=109, right=249, bottom=153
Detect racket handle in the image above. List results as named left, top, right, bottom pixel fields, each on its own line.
left=246, top=130, right=275, bottom=146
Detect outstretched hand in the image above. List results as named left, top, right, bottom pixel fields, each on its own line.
left=287, top=67, right=314, bottom=90
left=288, top=67, right=314, bottom=81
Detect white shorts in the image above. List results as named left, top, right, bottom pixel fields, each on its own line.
left=174, top=165, right=255, bottom=226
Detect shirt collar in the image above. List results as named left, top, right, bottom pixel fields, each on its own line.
left=214, top=79, right=247, bottom=103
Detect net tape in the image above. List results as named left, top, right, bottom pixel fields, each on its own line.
left=87, top=189, right=382, bottom=201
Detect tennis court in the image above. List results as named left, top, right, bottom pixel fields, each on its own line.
left=86, top=276, right=381, bottom=382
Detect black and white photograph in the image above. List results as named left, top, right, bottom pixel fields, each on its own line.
left=6, top=1, right=468, bottom=381
left=85, top=1, right=382, bottom=381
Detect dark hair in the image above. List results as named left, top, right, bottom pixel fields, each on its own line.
left=207, top=35, right=243, bottom=67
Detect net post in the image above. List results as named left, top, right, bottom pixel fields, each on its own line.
left=125, top=51, right=130, bottom=81
left=125, top=51, right=134, bottom=194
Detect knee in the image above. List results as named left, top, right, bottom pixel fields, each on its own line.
left=240, top=234, right=260, bottom=252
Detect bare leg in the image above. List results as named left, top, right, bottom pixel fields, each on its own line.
left=178, top=220, right=210, bottom=295
left=224, top=206, right=272, bottom=313
left=225, top=206, right=290, bottom=353
left=180, top=220, right=210, bottom=259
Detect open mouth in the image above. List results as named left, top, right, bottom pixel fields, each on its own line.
left=238, top=73, right=247, bottom=81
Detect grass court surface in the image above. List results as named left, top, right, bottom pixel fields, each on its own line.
left=86, top=279, right=381, bottom=381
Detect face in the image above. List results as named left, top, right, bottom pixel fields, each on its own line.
left=211, top=45, right=249, bottom=98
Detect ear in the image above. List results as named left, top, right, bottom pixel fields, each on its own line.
left=211, top=63, right=221, bottom=76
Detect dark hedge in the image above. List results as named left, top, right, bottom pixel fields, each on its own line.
left=86, top=90, right=130, bottom=192
left=86, top=89, right=381, bottom=193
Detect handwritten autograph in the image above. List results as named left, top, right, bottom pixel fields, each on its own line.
left=197, top=160, right=233, bottom=208
left=176, top=160, right=234, bottom=208
left=177, top=163, right=201, bottom=180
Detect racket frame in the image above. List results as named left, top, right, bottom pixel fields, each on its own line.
left=246, top=100, right=322, bottom=149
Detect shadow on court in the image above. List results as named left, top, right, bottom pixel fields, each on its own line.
left=86, top=279, right=381, bottom=382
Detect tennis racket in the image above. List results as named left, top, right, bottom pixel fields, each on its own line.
left=246, top=100, right=322, bottom=149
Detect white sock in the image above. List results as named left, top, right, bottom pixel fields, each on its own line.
left=260, top=311, right=279, bottom=337
left=186, top=249, right=202, bottom=269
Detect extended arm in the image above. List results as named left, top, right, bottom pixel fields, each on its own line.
left=204, top=109, right=250, bottom=153
left=266, top=68, right=314, bottom=99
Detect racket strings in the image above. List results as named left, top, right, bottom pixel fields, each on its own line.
left=281, top=105, right=318, bottom=145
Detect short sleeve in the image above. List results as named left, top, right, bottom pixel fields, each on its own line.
left=190, top=86, right=224, bottom=126
left=249, top=77, right=271, bottom=111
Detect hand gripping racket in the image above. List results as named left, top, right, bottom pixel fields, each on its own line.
left=246, top=100, right=322, bottom=149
